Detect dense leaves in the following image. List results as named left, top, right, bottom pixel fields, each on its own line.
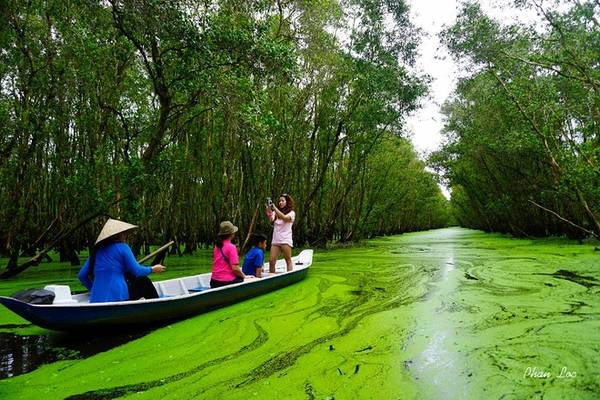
left=0, top=0, right=447, bottom=265
left=434, top=0, right=599, bottom=238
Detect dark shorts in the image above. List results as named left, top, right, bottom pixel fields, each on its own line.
left=210, top=276, right=244, bottom=288
left=127, top=275, right=159, bottom=300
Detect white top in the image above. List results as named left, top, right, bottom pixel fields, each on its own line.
left=271, top=210, right=295, bottom=247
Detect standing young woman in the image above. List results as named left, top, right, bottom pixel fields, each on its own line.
left=210, top=221, right=246, bottom=288
left=266, top=193, right=295, bottom=273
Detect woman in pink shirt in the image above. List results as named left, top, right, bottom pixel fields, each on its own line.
left=266, top=193, right=295, bottom=273
left=210, top=221, right=246, bottom=288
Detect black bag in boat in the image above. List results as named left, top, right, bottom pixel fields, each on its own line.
left=11, top=288, right=55, bottom=304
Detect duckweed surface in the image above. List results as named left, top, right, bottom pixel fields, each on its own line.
left=0, top=228, right=599, bottom=399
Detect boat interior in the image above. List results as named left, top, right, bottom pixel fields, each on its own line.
left=45, top=249, right=313, bottom=305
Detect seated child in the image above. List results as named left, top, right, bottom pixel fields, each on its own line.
left=242, top=233, right=267, bottom=278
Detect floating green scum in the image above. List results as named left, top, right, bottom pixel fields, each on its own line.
left=0, top=228, right=599, bottom=399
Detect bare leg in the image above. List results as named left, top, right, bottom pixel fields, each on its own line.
left=281, top=245, right=292, bottom=271
left=269, top=245, right=281, bottom=273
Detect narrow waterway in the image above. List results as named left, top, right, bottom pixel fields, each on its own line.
left=0, top=228, right=598, bottom=399
left=399, top=228, right=600, bottom=399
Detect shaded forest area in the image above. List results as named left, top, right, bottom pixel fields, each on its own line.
left=0, top=0, right=449, bottom=271
left=432, top=0, right=599, bottom=239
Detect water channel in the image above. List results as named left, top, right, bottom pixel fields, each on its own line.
left=0, top=228, right=598, bottom=399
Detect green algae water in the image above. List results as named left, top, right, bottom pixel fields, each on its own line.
left=0, top=228, right=599, bottom=399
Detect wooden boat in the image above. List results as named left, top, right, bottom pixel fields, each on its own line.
left=0, top=250, right=313, bottom=331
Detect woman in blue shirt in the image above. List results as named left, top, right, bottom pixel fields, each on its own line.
left=242, top=233, right=267, bottom=278
left=78, top=219, right=166, bottom=303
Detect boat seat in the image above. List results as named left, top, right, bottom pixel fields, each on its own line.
left=157, top=279, right=189, bottom=297
left=180, top=276, right=209, bottom=292
left=44, top=285, right=78, bottom=304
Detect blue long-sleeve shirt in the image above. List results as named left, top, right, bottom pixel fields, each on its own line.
left=78, top=241, right=152, bottom=303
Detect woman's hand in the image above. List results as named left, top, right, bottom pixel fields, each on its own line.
left=151, top=264, right=166, bottom=273
left=272, top=206, right=291, bottom=221
left=266, top=205, right=275, bottom=222
left=232, top=264, right=245, bottom=279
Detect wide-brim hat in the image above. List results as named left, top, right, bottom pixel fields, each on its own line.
left=218, top=221, right=238, bottom=236
left=95, top=218, right=138, bottom=245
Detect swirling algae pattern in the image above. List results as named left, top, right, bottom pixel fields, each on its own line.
left=0, top=227, right=599, bottom=399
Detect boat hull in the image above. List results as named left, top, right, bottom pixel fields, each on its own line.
left=0, top=268, right=308, bottom=331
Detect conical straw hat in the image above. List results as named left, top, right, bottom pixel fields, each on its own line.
left=95, top=218, right=138, bottom=245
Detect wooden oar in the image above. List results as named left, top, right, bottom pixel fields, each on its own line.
left=138, top=241, right=175, bottom=264
left=241, top=202, right=260, bottom=254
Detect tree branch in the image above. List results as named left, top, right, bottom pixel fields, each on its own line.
left=528, top=199, right=597, bottom=238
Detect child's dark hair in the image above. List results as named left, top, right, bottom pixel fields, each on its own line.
left=251, top=233, right=267, bottom=247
